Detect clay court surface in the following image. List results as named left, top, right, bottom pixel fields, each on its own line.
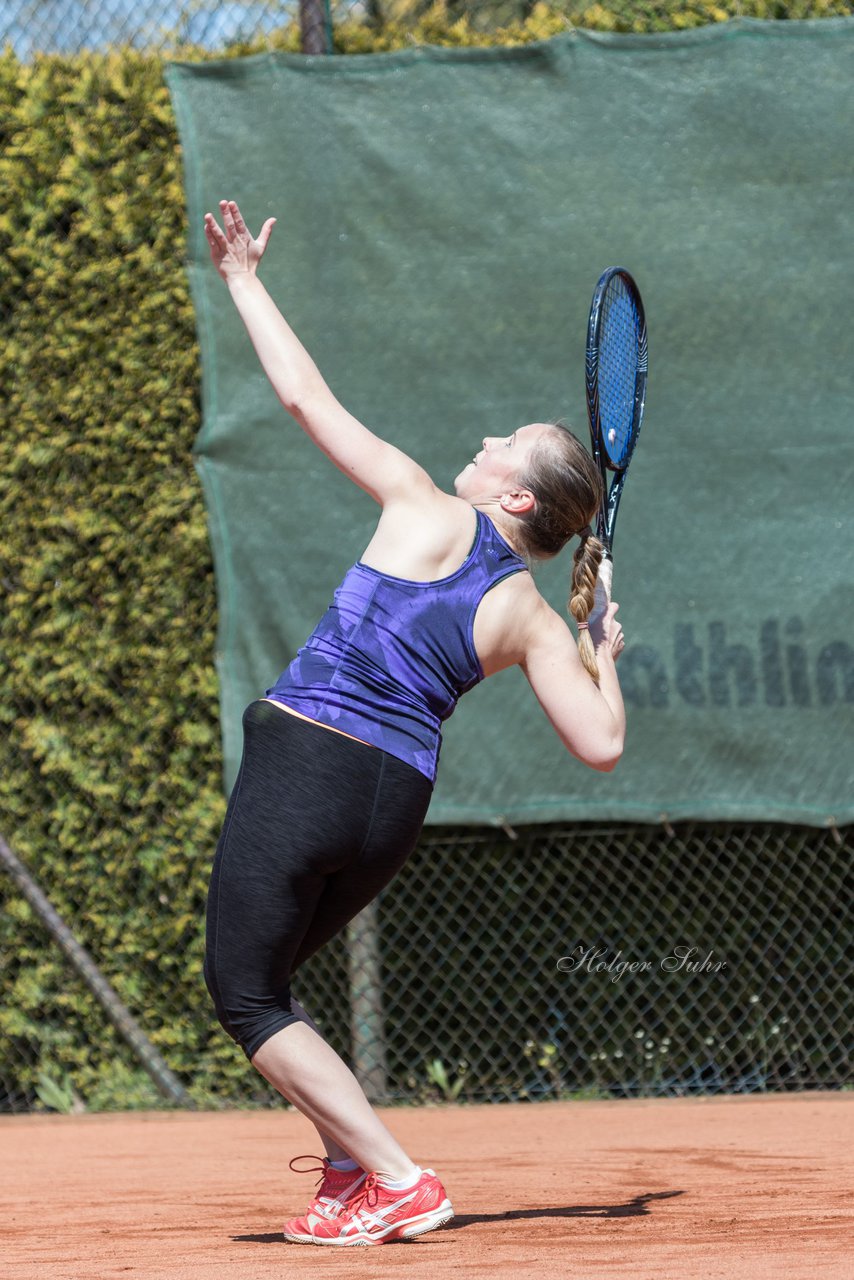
left=4, top=1092, right=852, bottom=1279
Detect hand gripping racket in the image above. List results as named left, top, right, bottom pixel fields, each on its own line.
left=585, top=266, right=648, bottom=607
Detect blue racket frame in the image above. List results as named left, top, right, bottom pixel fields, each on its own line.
left=585, top=266, right=648, bottom=557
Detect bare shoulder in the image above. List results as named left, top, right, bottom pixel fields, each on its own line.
left=361, top=489, right=482, bottom=581
left=474, top=570, right=564, bottom=676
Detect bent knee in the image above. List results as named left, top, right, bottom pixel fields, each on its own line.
left=203, top=955, right=299, bottom=1061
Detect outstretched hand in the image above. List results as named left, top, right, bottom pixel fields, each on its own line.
left=203, top=199, right=276, bottom=282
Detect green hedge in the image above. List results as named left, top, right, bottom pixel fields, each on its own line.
left=0, top=48, right=232, bottom=1107
left=1, top=5, right=850, bottom=1110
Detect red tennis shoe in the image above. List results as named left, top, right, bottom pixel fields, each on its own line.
left=289, top=1167, right=453, bottom=1246
left=283, top=1155, right=368, bottom=1244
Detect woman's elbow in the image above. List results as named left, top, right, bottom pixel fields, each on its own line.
left=591, top=749, right=622, bottom=773
left=573, top=733, right=624, bottom=773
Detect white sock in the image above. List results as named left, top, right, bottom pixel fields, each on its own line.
left=378, top=1165, right=422, bottom=1191
left=328, top=1157, right=360, bottom=1172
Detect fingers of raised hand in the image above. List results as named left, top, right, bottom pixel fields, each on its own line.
left=257, top=217, right=276, bottom=251
left=203, top=213, right=227, bottom=252
left=231, top=201, right=248, bottom=234
left=219, top=199, right=238, bottom=239
left=220, top=198, right=250, bottom=241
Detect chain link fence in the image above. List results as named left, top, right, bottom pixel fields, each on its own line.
left=1, top=814, right=851, bottom=1113
left=2, top=1, right=300, bottom=58
left=373, top=822, right=852, bottom=1101
left=0, top=0, right=535, bottom=59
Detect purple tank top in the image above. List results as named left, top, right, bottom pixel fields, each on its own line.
left=264, top=510, right=528, bottom=784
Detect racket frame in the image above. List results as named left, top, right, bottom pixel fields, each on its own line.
left=585, top=265, right=648, bottom=561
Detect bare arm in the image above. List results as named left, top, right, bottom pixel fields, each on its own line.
left=519, top=596, right=626, bottom=771
left=204, top=200, right=434, bottom=507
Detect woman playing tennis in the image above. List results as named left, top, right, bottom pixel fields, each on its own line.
left=202, top=200, right=626, bottom=1247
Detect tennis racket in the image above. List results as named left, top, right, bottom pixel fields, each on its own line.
left=585, top=266, right=648, bottom=605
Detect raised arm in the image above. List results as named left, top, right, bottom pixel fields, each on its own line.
left=518, top=594, right=626, bottom=772
left=203, top=200, right=434, bottom=506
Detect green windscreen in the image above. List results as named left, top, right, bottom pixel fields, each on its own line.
left=166, top=20, right=854, bottom=826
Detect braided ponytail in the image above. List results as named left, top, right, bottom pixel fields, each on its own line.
left=568, top=529, right=605, bottom=684
left=513, top=423, right=606, bottom=681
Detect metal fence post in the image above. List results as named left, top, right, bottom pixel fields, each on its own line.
left=347, top=901, right=387, bottom=1101
left=300, top=0, right=330, bottom=53
left=0, top=833, right=195, bottom=1109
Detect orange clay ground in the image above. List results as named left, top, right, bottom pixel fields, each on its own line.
left=3, top=1092, right=852, bottom=1279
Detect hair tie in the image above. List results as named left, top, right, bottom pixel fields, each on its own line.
left=577, top=622, right=589, bottom=632
left=578, top=527, right=590, bottom=543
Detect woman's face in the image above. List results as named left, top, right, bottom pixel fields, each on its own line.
left=454, top=422, right=552, bottom=500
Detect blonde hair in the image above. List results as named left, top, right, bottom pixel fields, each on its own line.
left=567, top=533, right=605, bottom=683
left=517, top=422, right=606, bottom=684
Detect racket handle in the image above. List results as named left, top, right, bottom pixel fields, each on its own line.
left=590, top=555, right=612, bottom=621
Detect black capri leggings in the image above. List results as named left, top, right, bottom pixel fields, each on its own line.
left=204, top=699, right=433, bottom=1061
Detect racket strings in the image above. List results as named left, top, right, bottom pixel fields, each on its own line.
left=598, top=280, right=641, bottom=468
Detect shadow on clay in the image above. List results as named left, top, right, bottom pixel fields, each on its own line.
left=232, top=1188, right=685, bottom=1243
